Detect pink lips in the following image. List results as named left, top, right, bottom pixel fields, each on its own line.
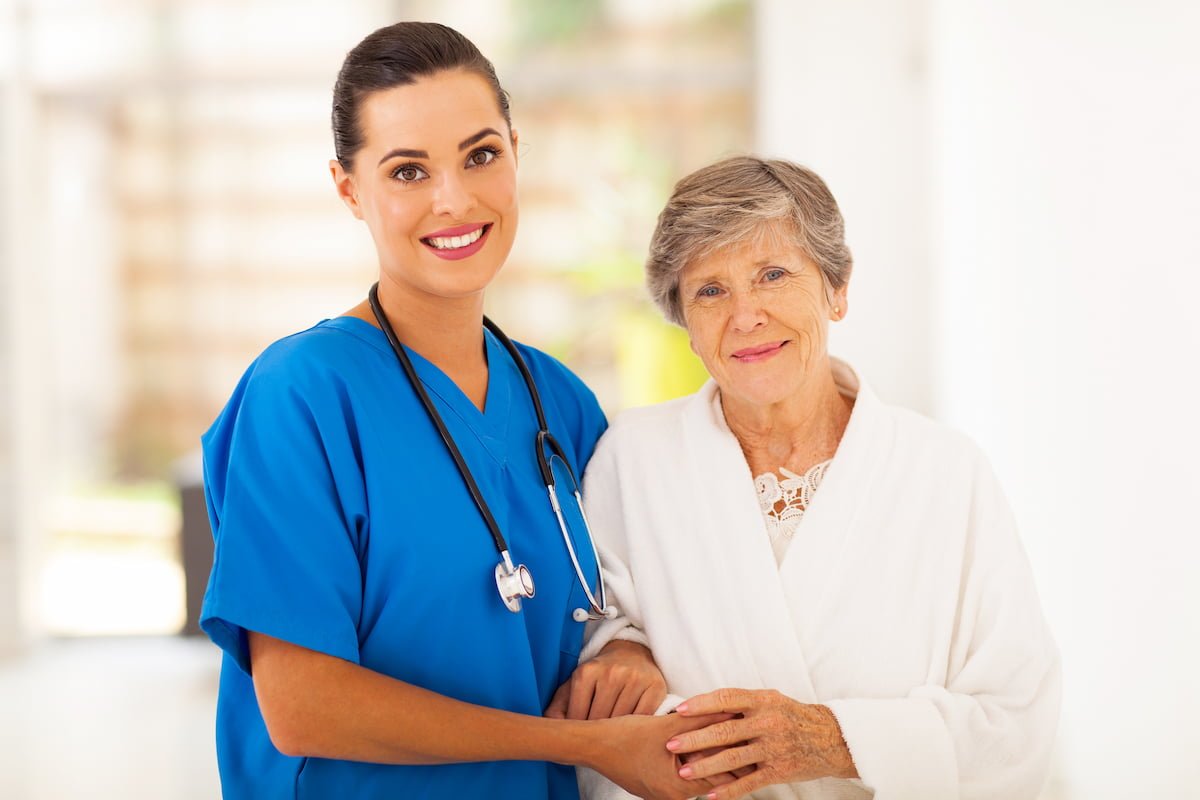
left=732, top=341, right=787, bottom=362
left=425, top=222, right=487, bottom=239
left=420, top=222, right=492, bottom=261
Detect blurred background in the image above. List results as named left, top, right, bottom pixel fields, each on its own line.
left=1, top=0, right=1197, bottom=798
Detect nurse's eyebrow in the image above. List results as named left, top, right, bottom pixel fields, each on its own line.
left=375, top=128, right=502, bottom=166
left=377, top=147, right=429, bottom=165
left=459, top=128, right=502, bottom=150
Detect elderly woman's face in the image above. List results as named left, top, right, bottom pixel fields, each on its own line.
left=679, top=224, right=846, bottom=410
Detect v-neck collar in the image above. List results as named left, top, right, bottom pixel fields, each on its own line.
left=326, top=316, right=515, bottom=464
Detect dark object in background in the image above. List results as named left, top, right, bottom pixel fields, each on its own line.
left=176, top=452, right=212, bottom=636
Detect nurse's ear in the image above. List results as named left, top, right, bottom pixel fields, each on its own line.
left=330, top=159, right=364, bottom=220
left=510, top=127, right=521, bottom=168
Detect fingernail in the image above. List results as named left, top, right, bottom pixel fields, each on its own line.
left=678, top=765, right=694, bottom=778
left=665, top=738, right=681, bottom=752
left=675, top=702, right=689, bottom=713
left=707, top=794, right=718, bottom=800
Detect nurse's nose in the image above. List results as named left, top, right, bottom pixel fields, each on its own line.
left=729, top=289, right=768, bottom=333
left=431, top=171, right=476, bottom=218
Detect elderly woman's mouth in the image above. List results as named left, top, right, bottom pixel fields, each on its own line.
left=732, top=341, right=788, bottom=362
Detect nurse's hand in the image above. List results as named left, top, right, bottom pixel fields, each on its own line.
left=588, top=711, right=739, bottom=800
left=666, top=688, right=859, bottom=799
left=545, top=640, right=666, bottom=720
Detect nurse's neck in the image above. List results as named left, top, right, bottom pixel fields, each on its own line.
left=344, top=279, right=490, bottom=411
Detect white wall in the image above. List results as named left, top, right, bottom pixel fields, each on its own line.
left=756, top=0, right=934, bottom=415
left=934, top=1, right=1200, bottom=797
left=758, top=0, right=1200, bottom=797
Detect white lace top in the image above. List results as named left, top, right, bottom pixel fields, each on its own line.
left=754, top=459, right=832, bottom=566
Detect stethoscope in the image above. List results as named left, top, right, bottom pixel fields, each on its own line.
left=369, top=283, right=616, bottom=621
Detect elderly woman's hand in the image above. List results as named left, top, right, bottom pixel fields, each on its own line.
left=545, top=640, right=667, bottom=720
left=667, top=688, right=858, bottom=799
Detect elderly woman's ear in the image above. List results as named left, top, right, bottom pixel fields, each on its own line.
left=830, top=288, right=848, bottom=321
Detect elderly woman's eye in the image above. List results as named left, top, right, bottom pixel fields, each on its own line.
left=764, top=268, right=786, bottom=281
left=698, top=285, right=722, bottom=298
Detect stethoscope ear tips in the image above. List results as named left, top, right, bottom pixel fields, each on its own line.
left=571, top=604, right=619, bottom=623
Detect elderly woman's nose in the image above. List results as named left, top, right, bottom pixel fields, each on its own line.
left=729, top=290, right=768, bottom=331
left=431, top=172, right=476, bottom=218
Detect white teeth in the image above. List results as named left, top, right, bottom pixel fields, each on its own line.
left=427, top=227, right=485, bottom=250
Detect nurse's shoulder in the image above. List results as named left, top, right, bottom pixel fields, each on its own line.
left=204, top=319, right=379, bottom=446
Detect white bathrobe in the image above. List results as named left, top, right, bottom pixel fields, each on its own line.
left=578, top=361, right=1060, bottom=800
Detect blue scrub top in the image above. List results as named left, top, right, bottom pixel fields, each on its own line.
left=200, top=316, right=607, bottom=800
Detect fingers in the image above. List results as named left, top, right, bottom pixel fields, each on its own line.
left=544, top=680, right=570, bottom=719
left=698, top=766, right=772, bottom=800
left=566, top=671, right=598, bottom=720
left=632, top=684, right=666, bottom=716
left=677, top=744, right=758, bottom=781
left=608, top=679, right=647, bottom=718
left=676, top=687, right=755, bottom=716
left=665, top=711, right=737, bottom=741
left=697, top=770, right=740, bottom=789
left=586, top=676, right=624, bottom=720
left=667, top=716, right=754, bottom=756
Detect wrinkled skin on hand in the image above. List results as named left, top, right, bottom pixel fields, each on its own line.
left=590, top=711, right=740, bottom=800
left=668, top=688, right=858, bottom=800
left=545, top=640, right=667, bottom=720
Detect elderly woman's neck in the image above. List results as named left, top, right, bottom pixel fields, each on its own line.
left=722, top=371, right=853, bottom=475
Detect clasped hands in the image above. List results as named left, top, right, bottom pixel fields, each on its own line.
left=546, top=642, right=857, bottom=800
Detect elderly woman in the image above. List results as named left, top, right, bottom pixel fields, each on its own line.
left=569, top=156, right=1061, bottom=800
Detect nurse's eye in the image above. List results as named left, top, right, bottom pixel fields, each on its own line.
left=391, top=163, right=428, bottom=183
left=466, top=146, right=500, bottom=168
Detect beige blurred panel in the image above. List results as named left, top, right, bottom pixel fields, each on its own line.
left=26, top=3, right=157, bottom=90
left=169, top=1, right=389, bottom=81
left=6, top=1, right=754, bottom=641
left=1, top=0, right=48, bottom=650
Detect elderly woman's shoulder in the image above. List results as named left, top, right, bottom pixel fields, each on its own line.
left=881, top=400, right=996, bottom=477
left=607, top=393, right=695, bottom=435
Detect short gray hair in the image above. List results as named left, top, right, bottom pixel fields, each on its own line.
left=646, top=156, right=853, bottom=326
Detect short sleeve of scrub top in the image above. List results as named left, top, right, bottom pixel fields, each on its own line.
left=199, top=317, right=607, bottom=800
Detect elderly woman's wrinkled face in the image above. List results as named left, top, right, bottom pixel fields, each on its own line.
left=679, top=223, right=847, bottom=410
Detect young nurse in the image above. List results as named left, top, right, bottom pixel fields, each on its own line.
left=198, top=20, right=727, bottom=800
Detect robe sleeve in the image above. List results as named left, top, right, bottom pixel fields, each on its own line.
left=825, top=454, right=1061, bottom=800
left=199, top=350, right=367, bottom=675
left=578, top=432, right=653, bottom=662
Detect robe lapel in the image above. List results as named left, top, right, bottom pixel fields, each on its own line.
left=776, top=363, right=891, bottom=648
left=679, top=381, right=818, bottom=703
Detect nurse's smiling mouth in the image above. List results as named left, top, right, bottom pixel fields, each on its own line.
left=731, top=340, right=789, bottom=363
left=421, top=222, right=492, bottom=261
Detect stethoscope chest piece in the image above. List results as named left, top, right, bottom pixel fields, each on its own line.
left=495, top=553, right=535, bottom=613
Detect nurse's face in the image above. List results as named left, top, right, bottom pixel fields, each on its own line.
left=330, top=69, right=518, bottom=301
left=679, top=223, right=847, bottom=410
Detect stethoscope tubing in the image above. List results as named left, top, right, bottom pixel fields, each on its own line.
left=368, top=284, right=508, bottom=557
left=367, top=283, right=611, bottom=620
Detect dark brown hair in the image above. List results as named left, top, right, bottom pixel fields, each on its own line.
left=332, top=22, right=512, bottom=171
